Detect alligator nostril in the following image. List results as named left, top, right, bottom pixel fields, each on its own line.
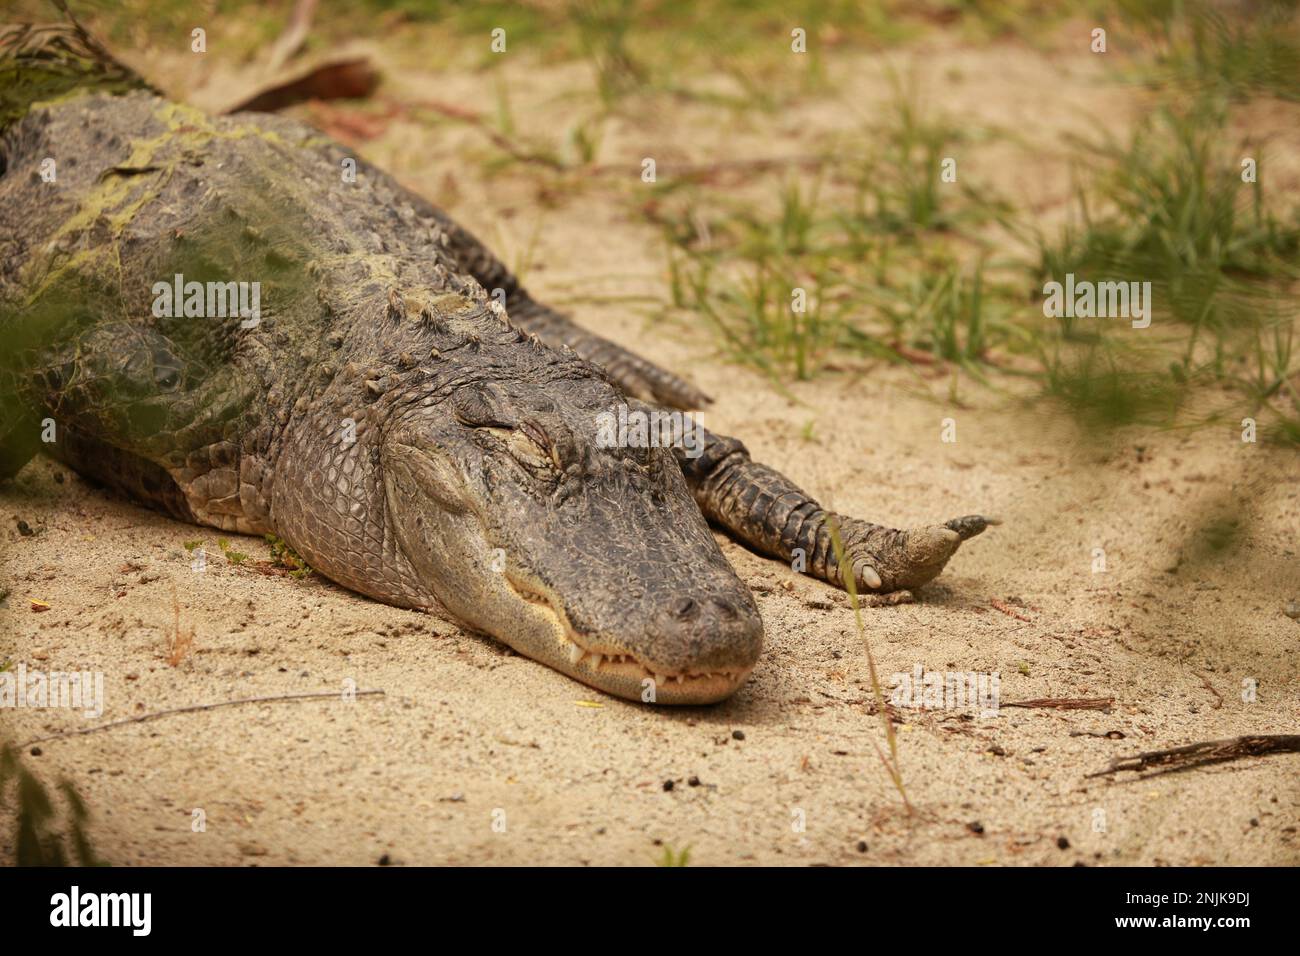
left=672, top=597, right=699, bottom=620
left=712, top=597, right=739, bottom=621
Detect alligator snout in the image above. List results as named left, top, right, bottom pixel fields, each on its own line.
left=527, top=571, right=764, bottom=705
left=650, top=593, right=761, bottom=672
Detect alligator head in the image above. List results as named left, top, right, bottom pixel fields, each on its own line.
left=377, top=375, right=763, bottom=704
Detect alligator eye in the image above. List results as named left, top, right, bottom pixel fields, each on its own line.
left=460, top=419, right=518, bottom=441
left=150, top=343, right=183, bottom=390
left=480, top=426, right=518, bottom=445
left=452, top=383, right=514, bottom=429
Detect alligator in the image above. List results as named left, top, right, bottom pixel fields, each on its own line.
left=0, top=24, right=994, bottom=703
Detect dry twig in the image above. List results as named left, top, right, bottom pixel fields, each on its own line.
left=1087, top=734, right=1300, bottom=778
left=19, top=690, right=385, bottom=749
left=1002, top=697, right=1114, bottom=711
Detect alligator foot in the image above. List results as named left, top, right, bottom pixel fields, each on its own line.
left=830, top=514, right=999, bottom=594
left=675, top=416, right=1000, bottom=598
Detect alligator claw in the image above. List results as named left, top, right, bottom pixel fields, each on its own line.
left=944, top=514, right=1001, bottom=541
left=853, top=559, right=882, bottom=590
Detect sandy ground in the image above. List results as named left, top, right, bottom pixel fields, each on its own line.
left=2, top=33, right=1298, bottom=866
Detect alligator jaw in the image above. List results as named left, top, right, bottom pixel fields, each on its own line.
left=502, top=573, right=753, bottom=704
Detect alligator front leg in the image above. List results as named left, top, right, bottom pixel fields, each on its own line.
left=672, top=419, right=995, bottom=594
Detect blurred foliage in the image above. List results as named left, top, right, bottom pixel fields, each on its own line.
left=1, top=742, right=104, bottom=866
left=6, top=0, right=1086, bottom=93
left=655, top=73, right=1011, bottom=384
left=1117, top=0, right=1300, bottom=101
left=1024, top=95, right=1300, bottom=438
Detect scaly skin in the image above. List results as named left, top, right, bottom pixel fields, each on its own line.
left=0, top=81, right=993, bottom=703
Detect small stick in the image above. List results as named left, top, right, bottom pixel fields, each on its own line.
left=888, top=341, right=940, bottom=366
left=1192, top=669, right=1224, bottom=710
left=989, top=598, right=1033, bottom=622
left=265, top=0, right=319, bottom=73
left=1002, top=697, right=1114, bottom=711
left=1086, top=734, right=1300, bottom=778
left=405, top=98, right=566, bottom=170
left=19, top=689, right=385, bottom=749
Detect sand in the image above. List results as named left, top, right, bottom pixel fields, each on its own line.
left=2, top=31, right=1297, bottom=866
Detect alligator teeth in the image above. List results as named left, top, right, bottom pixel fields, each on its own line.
left=568, top=644, right=584, bottom=665
left=590, top=653, right=603, bottom=669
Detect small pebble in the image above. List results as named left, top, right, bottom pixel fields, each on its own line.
left=1057, top=836, right=1070, bottom=850
left=732, top=730, right=745, bottom=741
left=856, top=841, right=868, bottom=853
left=967, top=821, right=984, bottom=835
